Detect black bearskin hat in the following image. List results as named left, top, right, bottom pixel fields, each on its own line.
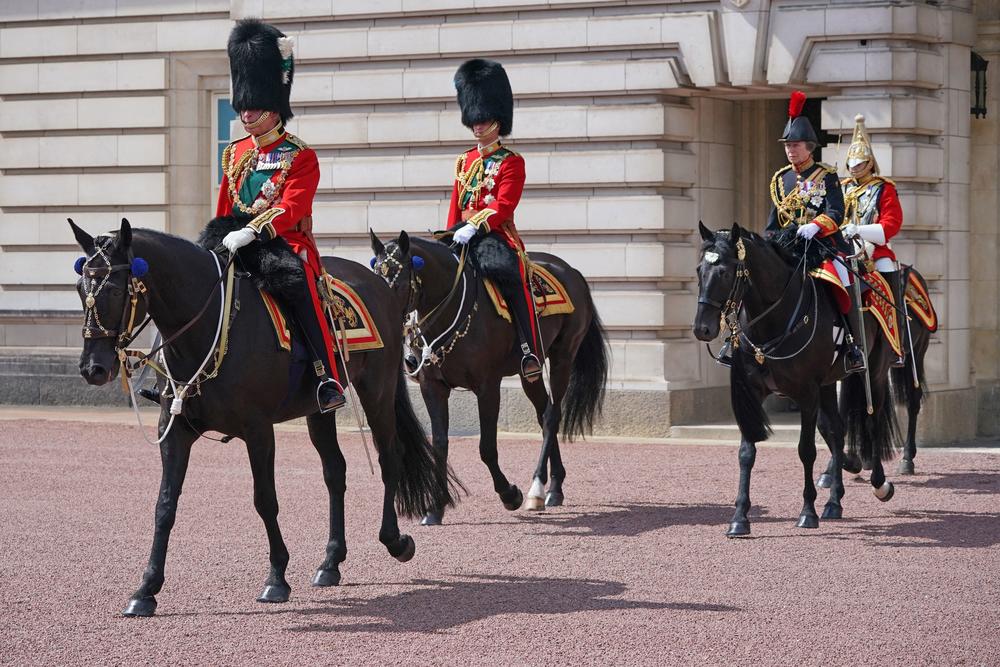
left=780, top=90, right=818, bottom=144
left=454, top=59, right=514, bottom=136
left=227, top=19, right=295, bottom=124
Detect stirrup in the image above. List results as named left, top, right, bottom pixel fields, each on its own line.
left=715, top=340, right=734, bottom=368
left=844, top=344, right=867, bottom=375
left=520, top=345, right=543, bottom=383
left=317, top=378, right=347, bottom=413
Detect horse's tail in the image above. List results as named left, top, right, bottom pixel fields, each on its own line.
left=842, top=371, right=901, bottom=463
left=731, top=351, right=771, bottom=443
left=562, top=291, right=609, bottom=440
left=392, top=372, right=464, bottom=517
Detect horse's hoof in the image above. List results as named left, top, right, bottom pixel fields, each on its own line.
left=524, top=494, right=545, bottom=511
left=545, top=491, right=564, bottom=507
left=874, top=481, right=895, bottom=503
left=796, top=514, right=819, bottom=529
left=122, top=596, right=157, bottom=617
left=897, top=459, right=915, bottom=475
left=821, top=504, right=843, bottom=520
left=392, top=534, right=416, bottom=563
left=726, top=521, right=751, bottom=538
left=843, top=456, right=864, bottom=475
left=311, top=568, right=341, bottom=587
left=420, top=511, right=444, bottom=526
left=501, top=485, right=523, bottom=511
left=256, top=584, right=290, bottom=603
left=817, top=473, right=834, bottom=489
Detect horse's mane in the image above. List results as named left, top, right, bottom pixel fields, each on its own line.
left=704, top=226, right=825, bottom=273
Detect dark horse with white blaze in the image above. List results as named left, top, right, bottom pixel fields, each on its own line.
left=370, top=231, right=608, bottom=524
left=694, top=222, right=901, bottom=537
left=70, top=218, right=458, bottom=616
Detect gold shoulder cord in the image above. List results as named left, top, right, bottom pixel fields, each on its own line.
left=225, top=142, right=300, bottom=217
left=455, top=151, right=486, bottom=199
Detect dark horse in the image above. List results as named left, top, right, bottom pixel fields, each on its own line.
left=693, top=222, right=900, bottom=537
left=370, top=231, right=608, bottom=524
left=70, top=218, right=458, bottom=616
left=818, top=266, right=934, bottom=484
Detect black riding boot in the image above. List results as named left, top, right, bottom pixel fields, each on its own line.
left=883, top=269, right=906, bottom=367
left=843, top=290, right=866, bottom=375
left=288, top=294, right=346, bottom=413
left=500, top=282, right=542, bottom=382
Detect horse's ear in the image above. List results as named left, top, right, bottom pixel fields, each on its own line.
left=698, top=221, right=714, bottom=243
left=117, top=217, right=132, bottom=250
left=369, top=228, right=385, bottom=256
left=731, top=222, right=741, bottom=241
left=398, top=230, right=410, bottom=255
left=68, top=218, right=94, bottom=252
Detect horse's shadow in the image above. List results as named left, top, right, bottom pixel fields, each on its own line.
left=833, top=509, right=1000, bottom=549
left=507, top=502, right=783, bottom=538
left=283, top=574, right=739, bottom=634
left=902, top=471, right=1000, bottom=496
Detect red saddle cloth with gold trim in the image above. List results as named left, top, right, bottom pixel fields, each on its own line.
left=903, top=268, right=938, bottom=333
left=862, top=272, right=903, bottom=357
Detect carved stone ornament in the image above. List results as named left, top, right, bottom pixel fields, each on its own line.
left=728, top=0, right=750, bottom=8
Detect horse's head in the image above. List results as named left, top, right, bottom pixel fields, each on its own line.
left=370, top=229, right=424, bottom=308
left=693, top=221, right=746, bottom=342
left=69, top=217, right=149, bottom=386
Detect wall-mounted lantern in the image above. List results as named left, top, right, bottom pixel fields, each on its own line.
left=971, top=51, right=988, bottom=118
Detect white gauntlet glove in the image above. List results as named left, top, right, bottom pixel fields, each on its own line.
left=796, top=222, right=820, bottom=240
left=452, top=223, right=477, bottom=245
left=222, top=227, right=256, bottom=253
left=841, top=223, right=859, bottom=238
left=853, top=223, right=886, bottom=245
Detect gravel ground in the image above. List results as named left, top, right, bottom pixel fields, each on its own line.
left=1, top=417, right=998, bottom=666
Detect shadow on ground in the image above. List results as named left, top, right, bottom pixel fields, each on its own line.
left=282, top=574, right=740, bottom=634
left=902, top=471, right=1000, bottom=496
left=830, top=509, right=1000, bottom=549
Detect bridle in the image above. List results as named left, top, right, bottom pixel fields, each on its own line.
left=374, top=239, right=477, bottom=375
left=79, top=237, right=150, bottom=351
left=699, top=235, right=817, bottom=366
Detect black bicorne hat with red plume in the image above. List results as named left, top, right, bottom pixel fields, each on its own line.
left=780, top=90, right=818, bottom=144
left=454, top=59, right=514, bottom=136
left=228, top=19, right=295, bottom=124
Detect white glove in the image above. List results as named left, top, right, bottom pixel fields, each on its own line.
left=222, top=227, right=256, bottom=253
left=796, top=222, right=820, bottom=240
left=853, top=223, right=886, bottom=245
left=841, top=223, right=859, bottom=238
left=452, top=223, right=477, bottom=245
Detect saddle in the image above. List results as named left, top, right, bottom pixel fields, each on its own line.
left=197, top=216, right=383, bottom=354
left=483, top=263, right=575, bottom=323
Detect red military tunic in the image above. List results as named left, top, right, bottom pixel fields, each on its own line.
left=446, top=141, right=537, bottom=345
left=842, top=175, right=903, bottom=263
left=447, top=142, right=526, bottom=250
left=216, top=129, right=337, bottom=364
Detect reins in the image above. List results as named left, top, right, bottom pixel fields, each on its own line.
left=705, top=236, right=819, bottom=366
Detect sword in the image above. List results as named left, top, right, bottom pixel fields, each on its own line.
left=848, top=243, right=874, bottom=415
left=898, top=261, right=920, bottom=389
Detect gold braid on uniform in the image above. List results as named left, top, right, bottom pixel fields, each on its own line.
left=769, top=166, right=802, bottom=228
left=455, top=152, right=486, bottom=201
left=222, top=140, right=299, bottom=218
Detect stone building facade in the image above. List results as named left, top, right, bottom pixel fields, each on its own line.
left=0, top=0, right=997, bottom=441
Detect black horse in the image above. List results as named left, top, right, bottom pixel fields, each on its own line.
left=370, top=231, right=608, bottom=524
left=70, top=218, right=458, bottom=616
left=817, top=266, right=934, bottom=484
left=693, top=222, right=900, bottom=537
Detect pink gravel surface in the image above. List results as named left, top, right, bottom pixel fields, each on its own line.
left=1, top=418, right=998, bottom=666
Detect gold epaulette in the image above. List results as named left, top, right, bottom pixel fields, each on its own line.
left=816, top=162, right=837, bottom=174
left=284, top=133, right=309, bottom=150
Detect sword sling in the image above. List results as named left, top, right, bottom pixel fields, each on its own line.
left=898, top=261, right=920, bottom=389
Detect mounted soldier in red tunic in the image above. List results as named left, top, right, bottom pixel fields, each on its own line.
left=445, top=59, right=542, bottom=382
left=216, top=18, right=345, bottom=412
left=764, top=91, right=865, bottom=374
left=841, top=113, right=906, bottom=366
